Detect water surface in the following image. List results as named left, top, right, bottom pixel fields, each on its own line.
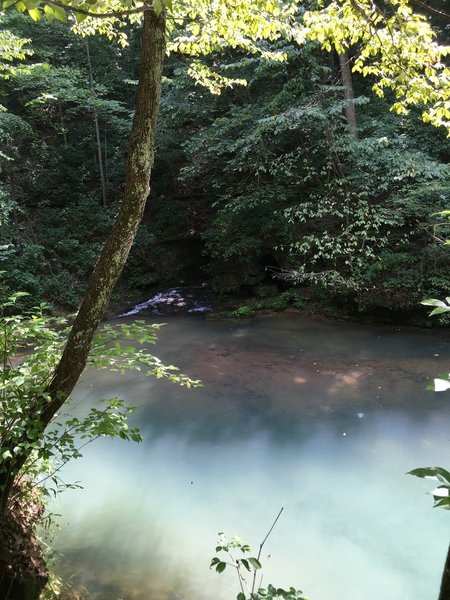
left=53, top=314, right=450, bottom=600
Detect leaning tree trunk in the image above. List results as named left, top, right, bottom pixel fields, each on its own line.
left=439, top=542, right=450, bottom=600
left=0, top=8, right=166, bottom=514
left=43, top=8, right=166, bottom=423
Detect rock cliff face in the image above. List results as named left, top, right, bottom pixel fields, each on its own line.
left=0, top=492, right=47, bottom=600
left=209, top=254, right=267, bottom=293
left=131, top=234, right=271, bottom=295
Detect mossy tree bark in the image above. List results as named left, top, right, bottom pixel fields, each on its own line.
left=0, top=8, right=166, bottom=516
left=43, top=8, right=165, bottom=424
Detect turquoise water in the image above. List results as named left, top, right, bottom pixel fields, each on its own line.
left=52, top=314, right=450, bottom=599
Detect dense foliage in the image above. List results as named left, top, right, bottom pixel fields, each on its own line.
left=0, top=14, right=133, bottom=306
left=154, top=39, right=450, bottom=315
left=0, top=11, right=449, bottom=318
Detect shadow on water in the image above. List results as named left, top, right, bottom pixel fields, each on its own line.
left=52, top=314, right=450, bottom=600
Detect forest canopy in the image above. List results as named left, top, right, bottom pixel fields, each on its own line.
left=0, top=0, right=449, bottom=318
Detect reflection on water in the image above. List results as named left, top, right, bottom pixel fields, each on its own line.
left=53, top=314, right=450, bottom=600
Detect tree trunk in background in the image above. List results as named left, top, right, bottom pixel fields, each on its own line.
left=439, top=543, right=450, bottom=600
left=0, top=8, right=166, bottom=516
left=86, top=38, right=108, bottom=207
left=338, top=50, right=357, bottom=138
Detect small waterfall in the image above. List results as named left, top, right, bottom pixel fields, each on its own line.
left=119, top=284, right=212, bottom=317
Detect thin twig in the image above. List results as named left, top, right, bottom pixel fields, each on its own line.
left=410, top=0, right=450, bottom=19
left=258, top=507, right=284, bottom=557
left=251, top=507, right=284, bottom=596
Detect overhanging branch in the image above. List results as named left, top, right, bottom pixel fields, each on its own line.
left=46, top=0, right=154, bottom=19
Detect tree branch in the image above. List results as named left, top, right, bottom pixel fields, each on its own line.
left=46, top=0, right=154, bottom=19
left=410, top=0, right=450, bottom=20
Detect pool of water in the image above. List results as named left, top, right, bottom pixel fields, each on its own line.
left=52, top=313, right=450, bottom=600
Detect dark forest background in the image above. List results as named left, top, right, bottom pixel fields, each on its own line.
left=1, top=12, right=449, bottom=322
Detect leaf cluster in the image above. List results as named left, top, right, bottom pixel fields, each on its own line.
left=300, top=0, right=450, bottom=134
left=0, top=292, right=200, bottom=506
left=160, top=43, right=450, bottom=310
left=408, top=467, right=450, bottom=510
left=210, top=532, right=307, bottom=600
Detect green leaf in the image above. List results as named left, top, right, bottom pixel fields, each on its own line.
left=27, top=6, right=41, bottom=19
left=237, top=593, right=246, bottom=600
left=153, top=0, right=163, bottom=15
left=10, top=291, right=30, bottom=301
left=421, top=298, right=450, bottom=316
left=434, top=497, right=450, bottom=509
left=75, top=10, right=89, bottom=23
left=216, top=562, right=226, bottom=573
left=52, top=4, right=67, bottom=22
left=240, top=558, right=250, bottom=571
left=408, top=467, right=450, bottom=485
left=429, top=307, right=450, bottom=316
left=248, top=557, right=262, bottom=570
left=421, top=298, right=448, bottom=307
left=43, top=4, right=54, bottom=19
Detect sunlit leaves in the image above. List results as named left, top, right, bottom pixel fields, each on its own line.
left=168, top=0, right=296, bottom=56
left=187, top=61, right=247, bottom=95
left=0, top=17, right=33, bottom=77
left=299, top=0, right=450, bottom=134
left=166, top=0, right=296, bottom=91
left=0, top=0, right=137, bottom=43
left=421, top=297, right=450, bottom=316
left=1, top=0, right=298, bottom=90
left=4, top=0, right=448, bottom=115
left=1, top=0, right=298, bottom=59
